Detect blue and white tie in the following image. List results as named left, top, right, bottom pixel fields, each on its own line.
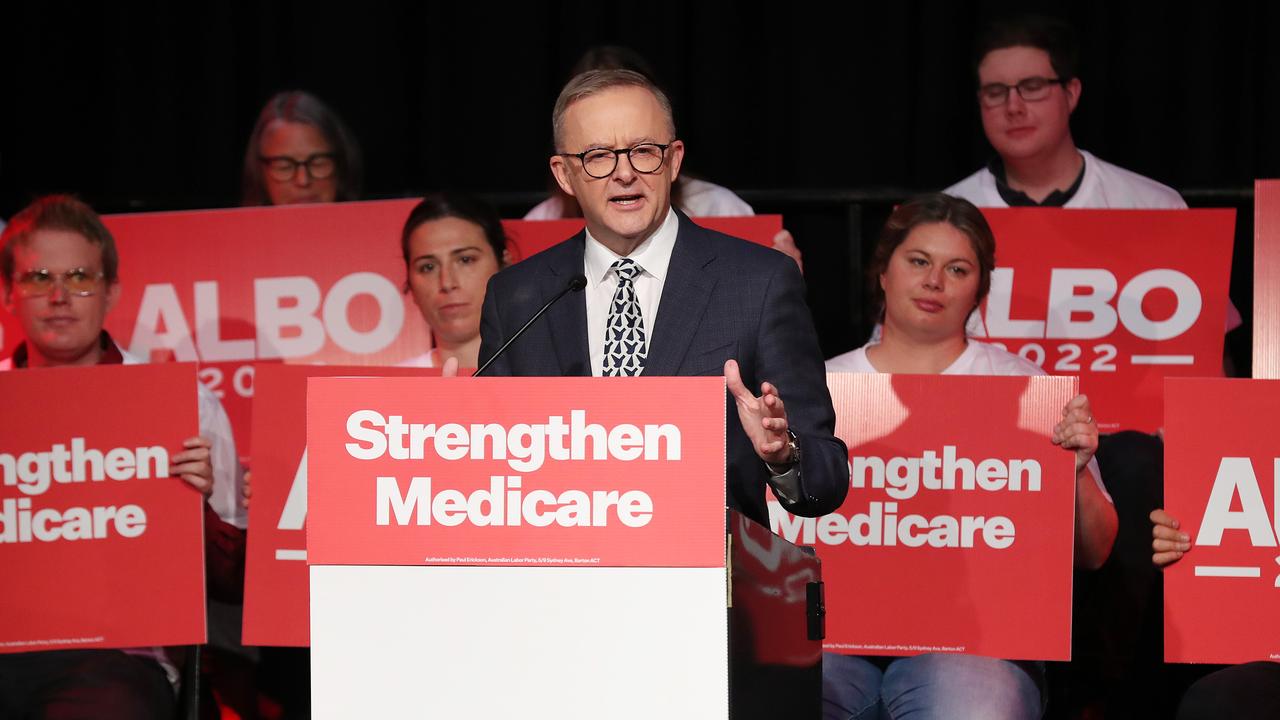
left=602, top=258, right=647, bottom=376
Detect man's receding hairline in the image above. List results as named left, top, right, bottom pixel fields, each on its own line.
left=554, top=84, right=676, bottom=150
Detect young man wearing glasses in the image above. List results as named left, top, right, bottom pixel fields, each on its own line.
left=946, top=15, right=1185, bottom=209
left=479, top=68, right=849, bottom=527
left=0, top=195, right=246, bottom=719
left=940, top=16, right=1211, bottom=719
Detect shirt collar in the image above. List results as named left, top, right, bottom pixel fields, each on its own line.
left=583, top=207, right=679, bottom=286
left=987, top=155, right=1086, bottom=207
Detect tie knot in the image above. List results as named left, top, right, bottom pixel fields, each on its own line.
left=611, top=258, right=642, bottom=283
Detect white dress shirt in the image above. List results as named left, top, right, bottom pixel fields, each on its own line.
left=584, top=207, right=680, bottom=377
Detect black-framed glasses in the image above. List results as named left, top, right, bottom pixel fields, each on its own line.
left=13, top=268, right=105, bottom=298
left=259, top=153, right=337, bottom=182
left=977, top=77, right=1066, bottom=108
left=559, top=142, right=673, bottom=179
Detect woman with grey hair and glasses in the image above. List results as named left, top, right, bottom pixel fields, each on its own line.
left=241, top=90, right=363, bottom=206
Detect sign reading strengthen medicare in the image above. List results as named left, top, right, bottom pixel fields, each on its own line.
left=974, top=208, right=1234, bottom=433
left=243, top=364, right=439, bottom=646
left=772, top=373, right=1078, bottom=661
left=0, top=363, right=206, bottom=651
left=0, top=200, right=780, bottom=460
left=305, top=377, right=726, bottom=568
left=1164, top=378, right=1280, bottom=664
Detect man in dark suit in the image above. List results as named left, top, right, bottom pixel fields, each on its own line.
left=479, top=69, right=847, bottom=525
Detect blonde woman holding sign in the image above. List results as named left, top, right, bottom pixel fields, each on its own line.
left=822, top=193, right=1117, bottom=719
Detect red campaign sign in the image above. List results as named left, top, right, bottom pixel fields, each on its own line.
left=973, top=208, right=1234, bottom=433
left=242, top=363, right=438, bottom=647
left=1255, top=180, right=1280, bottom=379
left=771, top=373, right=1078, bottom=661
left=0, top=201, right=779, bottom=460
left=0, top=363, right=205, bottom=652
left=1163, top=378, right=1280, bottom=664
left=306, top=377, right=726, bottom=568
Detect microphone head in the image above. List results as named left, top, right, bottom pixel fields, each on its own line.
left=568, top=274, right=588, bottom=291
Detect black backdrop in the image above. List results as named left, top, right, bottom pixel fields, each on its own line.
left=1, top=1, right=1272, bottom=365
left=4, top=1, right=1278, bottom=212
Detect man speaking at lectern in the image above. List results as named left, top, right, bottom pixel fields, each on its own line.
left=479, top=69, right=848, bottom=525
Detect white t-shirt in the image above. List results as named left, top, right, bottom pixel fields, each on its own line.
left=826, top=340, right=1110, bottom=500
left=826, top=339, right=1044, bottom=376
left=944, top=150, right=1187, bottom=209
left=524, top=177, right=753, bottom=219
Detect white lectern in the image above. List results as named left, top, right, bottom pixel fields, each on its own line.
left=305, top=376, right=823, bottom=719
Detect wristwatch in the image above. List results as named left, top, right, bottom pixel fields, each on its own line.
left=767, top=430, right=800, bottom=475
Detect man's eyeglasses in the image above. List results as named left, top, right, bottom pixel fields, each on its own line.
left=259, top=153, right=337, bottom=182
left=559, top=142, right=673, bottom=179
left=977, top=77, right=1067, bottom=108
left=12, top=268, right=106, bottom=298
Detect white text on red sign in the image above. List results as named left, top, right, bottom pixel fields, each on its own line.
left=1194, top=457, right=1280, bottom=587
left=772, top=446, right=1041, bottom=550
left=125, top=274, right=408, bottom=400
left=975, top=267, right=1204, bottom=371
left=345, top=410, right=682, bottom=529
left=1, top=438, right=169, bottom=543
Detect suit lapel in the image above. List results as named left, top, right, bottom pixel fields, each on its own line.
left=644, top=213, right=717, bottom=376
left=542, top=234, right=591, bottom=376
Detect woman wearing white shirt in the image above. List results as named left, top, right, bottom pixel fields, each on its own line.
left=823, top=193, right=1117, bottom=720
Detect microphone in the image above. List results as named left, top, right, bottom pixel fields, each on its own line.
left=473, top=274, right=588, bottom=376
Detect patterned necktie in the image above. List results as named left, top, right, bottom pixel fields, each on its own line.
left=602, top=258, right=647, bottom=376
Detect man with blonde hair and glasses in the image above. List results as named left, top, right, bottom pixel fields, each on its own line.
left=480, top=69, right=849, bottom=527
left=0, top=195, right=246, bottom=719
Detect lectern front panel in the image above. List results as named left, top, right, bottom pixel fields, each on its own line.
left=311, top=565, right=728, bottom=718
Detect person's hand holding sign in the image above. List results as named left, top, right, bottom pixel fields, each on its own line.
left=1050, top=395, right=1115, bottom=569
left=1151, top=508, right=1192, bottom=567
left=1051, top=394, right=1098, bottom=473
left=172, top=436, right=215, bottom=498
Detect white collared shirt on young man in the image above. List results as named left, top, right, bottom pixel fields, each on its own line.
left=583, top=206, right=679, bottom=377
left=944, top=149, right=1187, bottom=209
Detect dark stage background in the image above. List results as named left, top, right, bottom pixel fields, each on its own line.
left=2, top=1, right=1273, bottom=365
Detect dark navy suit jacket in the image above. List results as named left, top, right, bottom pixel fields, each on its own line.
left=478, top=210, right=849, bottom=526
